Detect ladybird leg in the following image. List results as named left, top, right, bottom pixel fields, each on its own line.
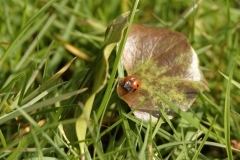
left=127, top=87, right=136, bottom=92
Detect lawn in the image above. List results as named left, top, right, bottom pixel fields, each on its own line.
left=0, top=0, right=240, bottom=159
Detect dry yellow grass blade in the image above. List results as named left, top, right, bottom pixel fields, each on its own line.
left=56, top=34, right=94, bottom=62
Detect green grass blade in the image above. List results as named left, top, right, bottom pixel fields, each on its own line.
left=138, top=123, right=150, bottom=160
left=0, top=72, right=25, bottom=93
left=76, top=94, right=105, bottom=159
left=156, top=92, right=224, bottom=143
left=0, top=0, right=57, bottom=64
left=0, top=88, right=87, bottom=125
left=170, top=0, right=202, bottom=30
left=219, top=71, right=240, bottom=89
left=224, top=64, right=234, bottom=160
left=22, top=57, right=76, bottom=104
left=14, top=106, right=68, bottom=159
left=96, top=0, right=139, bottom=120
left=49, top=0, right=81, bottom=71
left=181, top=127, right=189, bottom=160
left=0, top=130, right=7, bottom=148
left=192, top=115, right=217, bottom=160
left=159, top=107, right=178, bottom=138
left=119, top=101, right=137, bottom=158
left=30, top=129, right=44, bottom=159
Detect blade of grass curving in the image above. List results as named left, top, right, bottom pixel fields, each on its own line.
left=84, top=144, right=92, bottom=160
left=75, top=50, right=108, bottom=157
left=66, top=37, right=108, bottom=108
left=75, top=8, right=136, bottom=158
left=49, top=0, right=81, bottom=71
left=20, top=0, right=28, bottom=29
left=19, top=82, right=67, bottom=109
left=155, top=140, right=240, bottom=155
left=175, top=148, right=186, bottom=160
left=13, top=106, right=68, bottom=159
left=199, top=92, right=221, bottom=113
left=102, top=147, right=132, bottom=158
left=2, top=0, right=13, bottom=37
left=176, top=107, right=204, bottom=141
left=57, top=132, right=79, bottom=157
left=11, top=82, right=65, bottom=111
left=156, top=92, right=224, bottom=143
left=0, top=0, right=56, bottom=64
left=93, top=111, right=104, bottom=159
left=0, top=95, right=13, bottom=115
left=152, top=140, right=163, bottom=160
left=123, top=113, right=178, bottom=142
left=22, top=57, right=76, bottom=104
left=192, top=115, right=217, bottom=160
left=94, top=3, right=138, bottom=157
left=15, top=14, right=56, bottom=73
left=159, top=107, right=178, bottom=138
left=224, top=64, right=234, bottom=160
left=219, top=71, right=240, bottom=89
left=225, top=0, right=234, bottom=75
left=25, top=58, right=46, bottom=94
left=195, top=45, right=212, bottom=55
left=76, top=53, right=108, bottom=158
left=152, top=116, right=164, bottom=138
left=76, top=95, right=105, bottom=159
left=30, top=129, right=43, bottom=159
left=135, top=123, right=144, bottom=148
left=96, top=0, right=139, bottom=120
left=170, top=0, right=202, bottom=30
left=138, top=123, right=150, bottom=160
left=18, top=69, right=31, bottom=106
left=181, top=127, right=189, bottom=160
left=96, top=80, right=117, bottom=142
left=43, top=41, right=54, bottom=83
left=0, top=130, right=7, bottom=148
left=0, top=73, right=25, bottom=112
left=0, top=88, right=87, bottom=125
left=66, top=12, right=130, bottom=106
left=3, top=2, right=67, bottom=88
left=0, top=14, right=48, bottom=82
left=0, top=91, right=13, bottom=113
left=7, top=136, right=28, bottom=159
left=118, top=100, right=137, bottom=158
left=7, top=14, right=48, bottom=62
left=87, top=118, right=123, bottom=147
left=0, top=72, right=25, bottom=93
left=0, top=84, right=18, bottom=113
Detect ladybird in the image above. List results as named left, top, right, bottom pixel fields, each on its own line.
left=123, top=75, right=141, bottom=92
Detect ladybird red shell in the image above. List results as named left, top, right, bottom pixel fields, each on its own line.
left=123, top=75, right=141, bottom=92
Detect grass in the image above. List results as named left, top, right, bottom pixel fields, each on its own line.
left=0, top=0, right=240, bottom=159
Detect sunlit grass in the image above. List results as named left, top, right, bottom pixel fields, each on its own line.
left=0, top=0, right=240, bottom=159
